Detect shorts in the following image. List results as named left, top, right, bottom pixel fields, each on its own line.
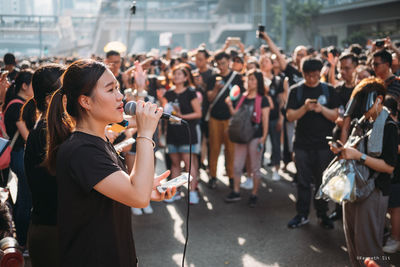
left=166, top=144, right=200, bottom=155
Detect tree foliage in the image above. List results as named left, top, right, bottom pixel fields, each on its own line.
left=272, top=0, right=322, bottom=49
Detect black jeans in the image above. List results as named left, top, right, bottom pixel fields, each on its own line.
left=294, top=147, right=333, bottom=218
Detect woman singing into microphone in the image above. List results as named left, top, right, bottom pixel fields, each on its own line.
left=44, top=59, right=175, bottom=266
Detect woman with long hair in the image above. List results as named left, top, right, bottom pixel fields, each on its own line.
left=225, top=69, right=270, bottom=207
left=3, top=69, right=33, bottom=249
left=161, top=64, right=202, bottom=204
left=45, top=59, right=175, bottom=266
left=22, top=64, right=65, bottom=267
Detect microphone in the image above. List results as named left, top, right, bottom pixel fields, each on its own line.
left=124, top=101, right=183, bottom=125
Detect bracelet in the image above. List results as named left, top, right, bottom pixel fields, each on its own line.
left=136, top=136, right=155, bottom=149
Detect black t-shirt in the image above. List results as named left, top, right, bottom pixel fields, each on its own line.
left=375, top=118, right=398, bottom=195
left=386, top=75, right=400, bottom=101
left=286, top=82, right=340, bottom=150
left=164, top=87, right=198, bottom=145
left=284, top=64, right=303, bottom=87
left=57, top=132, right=136, bottom=267
left=24, top=119, right=57, bottom=225
left=334, top=82, right=354, bottom=111
left=4, top=96, right=26, bottom=151
left=206, top=71, right=244, bottom=120
left=199, top=68, right=214, bottom=118
left=236, top=95, right=270, bottom=138
left=267, top=76, right=284, bottom=121
left=392, top=122, right=400, bottom=184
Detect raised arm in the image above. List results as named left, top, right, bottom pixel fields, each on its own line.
left=259, top=31, right=288, bottom=71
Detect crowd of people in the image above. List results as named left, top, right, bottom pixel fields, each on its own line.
left=0, top=31, right=400, bottom=266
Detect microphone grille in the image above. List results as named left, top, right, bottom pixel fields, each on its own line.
left=124, top=101, right=136, bottom=115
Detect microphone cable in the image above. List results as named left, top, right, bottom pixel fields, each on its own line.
left=180, top=119, right=191, bottom=267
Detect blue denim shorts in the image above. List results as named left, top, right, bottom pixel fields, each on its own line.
left=167, top=144, right=200, bottom=154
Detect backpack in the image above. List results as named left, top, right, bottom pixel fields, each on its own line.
left=296, top=82, right=330, bottom=105
left=228, top=93, right=262, bottom=144
left=0, top=99, right=24, bottom=170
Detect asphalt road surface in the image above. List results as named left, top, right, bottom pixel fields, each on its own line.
left=131, top=150, right=400, bottom=267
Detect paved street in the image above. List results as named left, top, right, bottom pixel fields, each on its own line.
left=131, top=149, right=399, bottom=267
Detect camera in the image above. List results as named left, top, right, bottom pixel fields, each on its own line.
left=374, top=39, right=385, bottom=48
left=257, top=24, right=265, bottom=39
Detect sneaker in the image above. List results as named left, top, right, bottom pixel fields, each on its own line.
left=189, top=191, right=200, bottom=205
left=228, top=178, right=234, bottom=189
left=248, top=195, right=258, bottom=208
left=240, top=177, right=253, bottom=190
left=131, top=207, right=143, bottom=216
left=142, top=204, right=153, bottom=214
left=288, top=214, right=309, bottom=228
left=164, top=192, right=182, bottom=203
left=383, top=236, right=400, bottom=253
left=328, top=210, right=342, bottom=221
left=208, top=177, right=217, bottom=189
left=272, top=171, right=280, bottom=181
left=318, top=215, right=334, bottom=230
left=224, top=191, right=241, bottom=203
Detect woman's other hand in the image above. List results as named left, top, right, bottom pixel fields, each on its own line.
left=150, top=170, right=177, bottom=201
left=135, top=100, right=162, bottom=138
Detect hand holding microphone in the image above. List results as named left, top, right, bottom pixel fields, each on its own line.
left=133, top=100, right=163, bottom=138
left=124, top=101, right=184, bottom=125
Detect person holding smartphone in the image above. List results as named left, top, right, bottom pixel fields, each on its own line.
left=224, top=69, right=270, bottom=207
left=286, top=57, right=340, bottom=229
left=44, top=59, right=175, bottom=266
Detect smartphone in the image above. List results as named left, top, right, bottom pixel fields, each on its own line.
left=309, top=99, right=318, bottom=103
left=227, top=37, right=241, bottom=46
left=257, top=24, right=265, bottom=38
left=257, top=143, right=264, bottom=153
left=109, top=120, right=129, bottom=133
left=374, top=39, right=385, bottom=47
left=157, top=173, right=193, bottom=193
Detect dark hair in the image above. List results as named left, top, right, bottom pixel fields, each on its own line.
left=349, top=44, right=363, bottom=56
left=45, top=59, right=106, bottom=174
left=106, top=50, right=120, bottom=58
left=246, top=69, right=265, bottom=96
left=21, top=64, right=66, bottom=130
left=3, top=70, right=33, bottom=112
left=197, top=48, right=210, bottom=59
left=301, top=57, right=323, bottom=73
left=384, top=95, right=398, bottom=117
left=339, top=52, right=358, bottom=66
left=214, top=51, right=230, bottom=61
left=3, top=53, right=16, bottom=66
left=373, top=49, right=392, bottom=67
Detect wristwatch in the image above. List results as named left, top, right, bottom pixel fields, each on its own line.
left=359, top=153, right=367, bottom=164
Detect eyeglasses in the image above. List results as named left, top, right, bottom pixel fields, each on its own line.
left=372, top=62, right=385, bottom=68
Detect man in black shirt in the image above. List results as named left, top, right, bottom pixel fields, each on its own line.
left=206, top=51, right=244, bottom=189
left=286, top=57, right=339, bottom=229
left=330, top=53, right=358, bottom=221
left=1, top=53, right=19, bottom=85
left=105, top=50, right=127, bottom=93
left=372, top=50, right=400, bottom=101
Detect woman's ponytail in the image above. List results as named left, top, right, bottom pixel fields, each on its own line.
left=44, top=88, right=74, bottom=175
left=20, top=97, right=37, bottom=131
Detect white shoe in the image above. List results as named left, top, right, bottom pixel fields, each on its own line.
left=142, top=204, right=153, bottom=214
left=272, top=171, right=281, bottom=181
left=240, top=177, right=253, bottom=190
left=189, top=191, right=200, bottom=205
left=164, top=192, right=182, bottom=203
left=383, top=236, right=400, bottom=253
left=131, top=207, right=143, bottom=216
